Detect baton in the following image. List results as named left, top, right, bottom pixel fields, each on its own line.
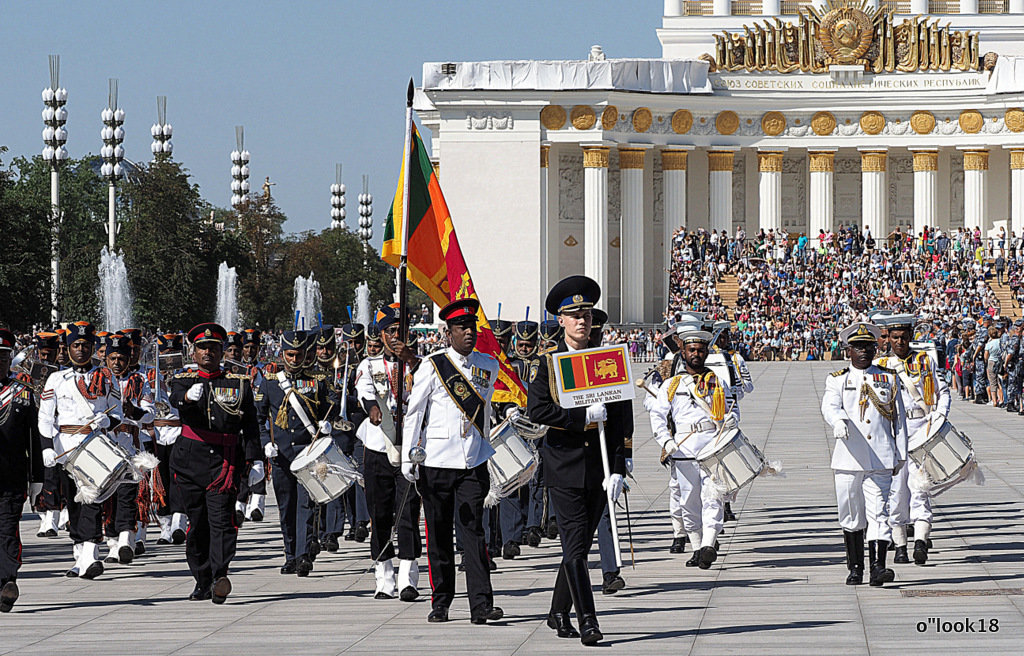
left=624, top=487, right=635, bottom=569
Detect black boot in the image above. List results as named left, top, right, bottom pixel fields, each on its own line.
left=0, top=580, right=18, bottom=613
left=893, top=545, right=910, bottom=563
left=547, top=611, right=580, bottom=638
left=843, top=530, right=864, bottom=585
left=563, top=559, right=603, bottom=646
left=723, top=502, right=737, bottom=522
left=868, top=540, right=895, bottom=587
left=913, top=539, right=929, bottom=565
left=669, top=537, right=686, bottom=554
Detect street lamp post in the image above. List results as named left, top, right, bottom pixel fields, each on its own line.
left=100, top=78, right=125, bottom=251
left=330, top=163, right=346, bottom=229
left=41, top=54, right=68, bottom=324
left=358, top=175, right=373, bottom=270
left=230, top=126, right=250, bottom=208
left=150, top=95, right=173, bottom=160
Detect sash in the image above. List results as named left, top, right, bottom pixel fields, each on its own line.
left=1, top=380, right=29, bottom=411
left=890, top=358, right=929, bottom=412
left=427, top=353, right=487, bottom=437
left=276, top=371, right=320, bottom=439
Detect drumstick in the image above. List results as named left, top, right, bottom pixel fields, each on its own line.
left=635, top=378, right=657, bottom=397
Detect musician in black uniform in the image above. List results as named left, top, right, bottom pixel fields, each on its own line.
left=334, top=323, right=370, bottom=544
left=312, top=325, right=344, bottom=552
left=169, top=323, right=263, bottom=604
left=238, top=328, right=271, bottom=523
left=527, top=276, right=627, bottom=646
left=0, top=329, right=43, bottom=613
left=511, top=321, right=547, bottom=548
left=32, top=331, right=63, bottom=538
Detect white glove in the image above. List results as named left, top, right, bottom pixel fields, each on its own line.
left=156, top=432, right=178, bottom=446
left=90, top=413, right=111, bottom=430
left=319, top=420, right=332, bottom=435
left=264, top=442, right=279, bottom=459
left=722, top=414, right=739, bottom=431
left=603, top=473, right=624, bottom=503
left=504, top=406, right=521, bottom=421
left=833, top=421, right=849, bottom=440
left=29, top=482, right=43, bottom=505
left=248, top=460, right=266, bottom=486
left=42, top=448, right=57, bottom=468
left=625, top=458, right=634, bottom=474
left=585, top=403, right=607, bottom=424
left=185, top=383, right=204, bottom=402
left=401, top=460, right=418, bottom=483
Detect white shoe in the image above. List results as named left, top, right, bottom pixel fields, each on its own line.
left=373, top=560, right=396, bottom=599
left=157, top=515, right=173, bottom=542
left=58, top=508, right=69, bottom=530
left=77, top=543, right=104, bottom=579
left=245, top=494, right=266, bottom=520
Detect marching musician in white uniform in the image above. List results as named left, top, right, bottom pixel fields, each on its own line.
left=402, top=297, right=503, bottom=625
left=820, top=322, right=909, bottom=587
left=875, top=314, right=950, bottom=565
left=37, top=322, right=124, bottom=579
left=355, top=307, right=422, bottom=601
left=151, top=333, right=189, bottom=545
left=648, top=322, right=738, bottom=569
left=711, top=318, right=752, bottom=523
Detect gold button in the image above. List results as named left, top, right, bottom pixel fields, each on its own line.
left=865, top=419, right=870, bottom=424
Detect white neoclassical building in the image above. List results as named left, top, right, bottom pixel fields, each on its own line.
left=415, top=0, right=1024, bottom=324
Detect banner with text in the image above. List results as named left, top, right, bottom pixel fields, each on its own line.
left=553, top=345, right=635, bottom=409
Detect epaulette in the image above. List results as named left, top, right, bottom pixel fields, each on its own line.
left=830, top=368, right=849, bottom=377
left=666, top=375, right=683, bottom=402
left=226, top=372, right=252, bottom=380
left=173, top=371, right=199, bottom=379
left=309, top=373, right=327, bottom=382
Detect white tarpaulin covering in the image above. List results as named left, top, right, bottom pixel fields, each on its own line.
left=986, top=56, right=1024, bottom=95
left=423, top=59, right=712, bottom=95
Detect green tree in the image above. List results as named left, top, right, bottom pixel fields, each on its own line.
left=0, top=148, right=50, bottom=330
left=235, top=195, right=290, bottom=329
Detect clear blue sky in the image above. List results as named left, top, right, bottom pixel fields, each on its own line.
left=1, top=1, right=661, bottom=246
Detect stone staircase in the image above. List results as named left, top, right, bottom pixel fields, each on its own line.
left=990, top=278, right=1022, bottom=319
left=716, top=274, right=739, bottom=315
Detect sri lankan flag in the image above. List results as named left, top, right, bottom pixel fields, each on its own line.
left=383, top=124, right=526, bottom=406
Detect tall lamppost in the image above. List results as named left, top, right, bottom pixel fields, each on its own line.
left=330, top=163, right=346, bottom=229
left=100, top=78, right=125, bottom=251
left=41, top=54, right=68, bottom=324
left=150, top=95, right=173, bottom=160
left=358, top=175, right=373, bottom=270
left=230, top=126, right=250, bottom=208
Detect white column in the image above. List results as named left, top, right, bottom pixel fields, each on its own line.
left=708, top=150, right=734, bottom=234
left=860, top=149, right=887, bottom=240
left=583, top=145, right=610, bottom=299
left=662, top=148, right=688, bottom=309
left=809, top=150, right=835, bottom=238
left=713, top=0, right=730, bottom=15
left=619, top=146, right=646, bottom=324
left=911, top=0, right=929, bottom=13
left=663, top=0, right=683, bottom=16
left=540, top=144, right=550, bottom=305
left=1012, top=0, right=1024, bottom=14
left=960, top=0, right=979, bottom=13
left=1010, top=148, right=1024, bottom=238
left=912, top=150, right=938, bottom=238
left=763, top=0, right=781, bottom=13
left=962, top=148, right=989, bottom=231
left=758, top=150, right=784, bottom=233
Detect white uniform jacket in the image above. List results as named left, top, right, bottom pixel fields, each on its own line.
left=402, top=348, right=498, bottom=470
left=648, top=371, right=739, bottom=459
left=38, top=367, right=124, bottom=463
left=876, top=353, right=951, bottom=437
left=821, top=365, right=909, bottom=471
left=355, top=354, right=407, bottom=454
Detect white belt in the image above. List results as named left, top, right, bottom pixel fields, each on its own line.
left=685, top=420, right=717, bottom=433
left=907, top=408, right=927, bottom=420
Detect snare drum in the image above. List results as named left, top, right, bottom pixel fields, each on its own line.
left=695, top=427, right=765, bottom=494
left=64, top=432, right=134, bottom=504
left=908, top=413, right=974, bottom=486
left=487, top=419, right=538, bottom=498
left=290, top=438, right=361, bottom=504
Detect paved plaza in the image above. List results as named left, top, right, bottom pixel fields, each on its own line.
left=3, top=362, right=1022, bottom=654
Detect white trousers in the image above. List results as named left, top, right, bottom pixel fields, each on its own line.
left=889, top=460, right=933, bottom=526
left=669, top=460, right=723, bottom=547
left=834, top=469, right=893, bottom=541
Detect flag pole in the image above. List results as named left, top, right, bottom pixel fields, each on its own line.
left=395, top=78, right=415, bottom=455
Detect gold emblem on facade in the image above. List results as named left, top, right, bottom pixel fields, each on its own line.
left=818, top=3, right=876, bottom=65
left=716, top=111, right=739, bottom=135
left=959, top=110, right=983, bottom=134
left=601, top=106, right=618, bottom=130
left=859, top=111, right=885, bottom=135
left=811, top=111, right=837, bottom=136
left=1006, top=109, right=1024, bottom=133
left=761, top=111, right=786, bottom=136
left=671, top=110, right=693, bottom=135
left=632, top=108, right=653, bottom=133
left=570, top=105, right=596, bottom=130
left=910, top=111, right=935, bottom=134
left=563, top=235, right=578, bottom=247
left=540, top=105, right=566, bottom=130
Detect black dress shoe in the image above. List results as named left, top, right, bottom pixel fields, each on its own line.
left=280, top=560, right=297, bottom=575
left=602, top=571, right=625, bottom=595
left=488, top=558, right=497, bottom=571
left=893, top=545, right=910, bottom=563
left=502, top=541, right=520, bottom=560
left=308, top=540, right=321, bottom=559
left=171, top=529, right=187, bottom=545
left=211, top=576, right=231, bottom=604
left=354, top=522, right=369, bottom=542
left=913, top=539, right=929, bottom=565
left=579, top=614, right=603, bottom=646
left=547, top=611, right=580, bottom=638
left=296, top=556, right=313, bottom=578
left=135, top=541, right=146, bottom=556
left=427, top=606, right=449, bottom=623
left=81, top=561, right=104, bottom=580
left=118, top=545, right=134, bottom=564
left=685, top=552, right=700, bottom=567
left=374, top=591, right=394, bottom=600
left=669, top=537, right=686, bottom=554
left=525, top=527, right=542, bottom=548
left=344, top=529, right=356, bottom=541
left=698, top=545, right=718, bottom=569
left=249, top=509, right=263, bottom=522
left=400, top=586, right=418, bottom=602
left=104, top=554, right=119, bottom=564
left=471, top=606, right=504, bottom=624
left=157, top=538, right=171, bottom=545
left=188, top=584, right=212, bottom=601
left=0, top=581, right=19, bottom=613
left=723, top=503, right=737, bottom=522
left=545, top=520, right=559, bottom=540
left=37, top=529, right=58, bottom=538
left=846, top=568, right=864, bottom=585
left=325, top=535, right=339, bottom=553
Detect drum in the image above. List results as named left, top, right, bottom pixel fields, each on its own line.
left=487, top=419, right=538, bottom=499
left=64, top=432, right=134, bottom=504
left=290, top=438, right=361, bottom=504
left=695, top=427, right=765, bottom=495
left=908, top=413, right=974, bottom=486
